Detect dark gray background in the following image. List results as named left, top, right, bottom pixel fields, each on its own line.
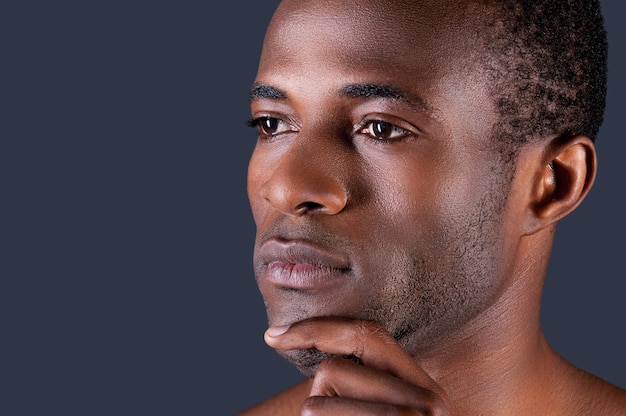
left=1, top=1, right=623, bottom=415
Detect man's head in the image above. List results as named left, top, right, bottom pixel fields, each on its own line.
left=247, top=0, right=606, bottom=377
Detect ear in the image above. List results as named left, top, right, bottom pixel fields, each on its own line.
left=524, top=135, right=596, bottom=235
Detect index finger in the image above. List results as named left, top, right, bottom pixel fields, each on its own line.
left=264, top=317, right=442, bottom=393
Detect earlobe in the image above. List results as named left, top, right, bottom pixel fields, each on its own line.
left=525, top=136, right=596, bottom=234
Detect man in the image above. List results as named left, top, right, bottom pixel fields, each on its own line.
left=241, top=0, right=626, bottom=414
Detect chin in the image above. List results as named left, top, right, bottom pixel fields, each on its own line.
left=277, top=348, right=333, bottom=378
left=277, top=347, right=368, bottom=378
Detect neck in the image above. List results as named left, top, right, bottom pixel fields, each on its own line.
left=416, top=228, right=566, bottom=414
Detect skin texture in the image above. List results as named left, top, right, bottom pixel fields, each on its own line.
left=241, top=0, right=626, bottom=414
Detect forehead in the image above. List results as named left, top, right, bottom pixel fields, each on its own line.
left=256, top=0, right=497, bottom=134
left=263, top=0, right=489, bottom=63
left=259, top=0, right=494, bottom=92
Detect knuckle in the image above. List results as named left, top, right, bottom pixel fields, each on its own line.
left=356, top=319, right=384, bottom=336
left=315, top=356, right=346, bottom=378
left=300, top=396, right=325, bottom=415
left=417, top=390, right=449, bottom=416
left=356, top=320, right=391, bottom=344
left=311, top=356, right=358, bottom=396
left=352, top=320, right=384, bottom=355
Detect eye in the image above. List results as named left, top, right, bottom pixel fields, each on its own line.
left=248, top=117, right=293, bottom=137
left=360, top=120, right=410, bottom=141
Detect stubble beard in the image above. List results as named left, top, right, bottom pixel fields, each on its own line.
left=274, top=194, right=509, bottom=378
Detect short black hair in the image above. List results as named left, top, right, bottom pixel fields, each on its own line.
left=485, top=0, right=607, bottom=157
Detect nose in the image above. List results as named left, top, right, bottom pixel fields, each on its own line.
left=259, top=137, right=348, bottom=216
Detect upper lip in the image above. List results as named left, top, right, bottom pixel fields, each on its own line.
left=257, top=238, right=350, bottom=271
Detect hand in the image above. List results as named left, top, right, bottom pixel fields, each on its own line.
left=265, top=317, right=450, bottom=415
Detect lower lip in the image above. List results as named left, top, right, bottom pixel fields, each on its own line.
left=263, top=261, right=348, bottom=290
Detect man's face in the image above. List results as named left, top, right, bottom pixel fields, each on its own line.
left=248, top=0, right=524, bottom=375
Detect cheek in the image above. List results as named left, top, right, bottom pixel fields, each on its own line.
left=366, top=153, right=497, bottom=260
left=366, top=155, right=445, bottom=235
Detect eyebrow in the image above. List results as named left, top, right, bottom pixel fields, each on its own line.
left=249, top=83, right=287, bottom=101
left=249, top=82, right=435, bottom=116
left=339, top=83, right=433, bottom=114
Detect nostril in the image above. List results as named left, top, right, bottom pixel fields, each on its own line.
left=294, top=201, right=325, bottom=215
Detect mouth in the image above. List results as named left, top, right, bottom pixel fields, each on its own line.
left=256, top=239, right=351, bottom=291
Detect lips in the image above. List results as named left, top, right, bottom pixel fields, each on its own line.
left=256, top=239, right=351, bottom=290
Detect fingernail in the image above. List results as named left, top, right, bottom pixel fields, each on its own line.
left=266, top=324, right=290, bottom=337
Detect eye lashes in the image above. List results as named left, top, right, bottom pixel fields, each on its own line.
left=246, top=118, right=260, bottom=128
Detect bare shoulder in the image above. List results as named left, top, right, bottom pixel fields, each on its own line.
left=568, top=368, right=626, bottom=416
left=587, top=377, right=626, bottom=416
left=236, top=379, right=312, bottom=416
